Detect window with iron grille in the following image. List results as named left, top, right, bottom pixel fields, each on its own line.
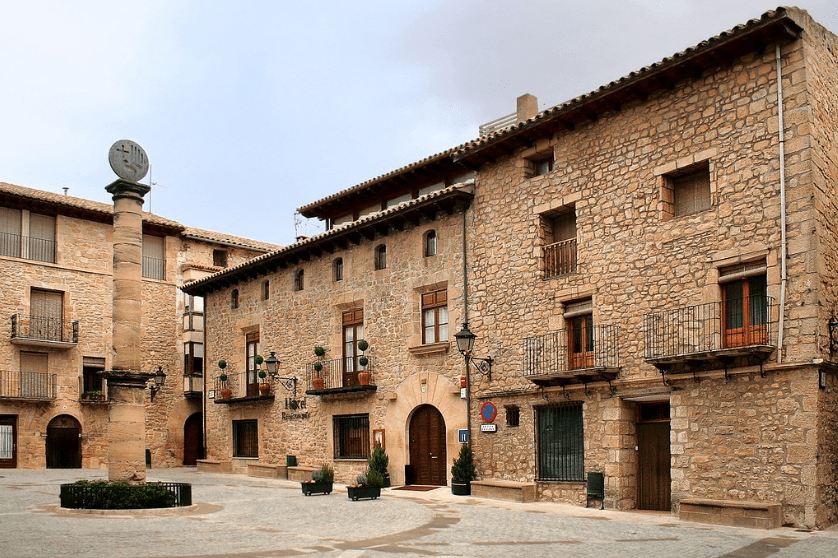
left=333, top=414, right=370, bottom=459
left=506, top=405, right=520, bottom=427
left=233, top=420, right=258, bottom=457
left=142, top=234, right=165, bottom=279
left=422, top=290, right=448, bottom=344
left=536, top=402, right=584, bottom=481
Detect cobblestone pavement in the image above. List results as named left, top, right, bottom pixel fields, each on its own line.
left=1, top=468, right=837, bottom=557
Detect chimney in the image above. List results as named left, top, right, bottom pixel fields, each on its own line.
left=516, top=94, right=538, bottom=123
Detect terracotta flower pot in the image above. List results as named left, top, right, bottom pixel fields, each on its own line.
left=358, top=371, right=371, bottom=386
left=312, top=377, right=325, bottom=390
left=220, top=388, right=232, bottom=400
left=259, top=383, right=271, bottom=395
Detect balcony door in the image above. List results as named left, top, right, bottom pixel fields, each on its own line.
left=723, top=275, right=768, bottom=348
left=566, top=299, right=594, bottom=369
left=0, top=416, right=16, bottom=468
left=245, top=331, right=260, bottom=397
left=343, top=309, right=363, bottom=387
left=30, top=288, right=63, bottom=341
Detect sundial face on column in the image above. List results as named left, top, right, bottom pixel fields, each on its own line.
left=108, top=140, right=149, bottom=182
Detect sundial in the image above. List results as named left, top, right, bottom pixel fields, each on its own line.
left=108, top=140, right=149, bottom=182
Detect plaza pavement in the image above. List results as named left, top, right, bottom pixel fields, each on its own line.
left=1, top=467, right=836, bottom=558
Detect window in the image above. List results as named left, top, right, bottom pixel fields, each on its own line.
left=245, top=331, right=260, bottom=397
left=183, top=294, right=204, bottom=331
left=506, top=406, right=520, bottom=427
left=720, top=262, right=768, bottom=348
left=565, top=298, right=594, bottom=369
left=343, top=310, right=364, bottom=386
left=294, top=269, right=304, bottom=291
left=0, top=208, right=55, bottom=263
left=527, top=153, right=554, bottom=178
left=261, top=280, right=270, bottom=301
left=543, top=207, right=577, bottom=278
left=663, top=162, right=711, bottom=218
left=30, top=288, right=63, bottom=341
left=233, top=420, right=258, bottom=457
left=424, top=230, right=437, bottom=257
left=422, top=290, right=448, bottom=344
left=20, top=351, right=50, bottom=398
left=333, top=258, right=343, bottom=282
left=213, top=249, right=228, bottom=268
left=142, top=234, right=165, bottom=279
left=333, top=414, right=370, bottom=459
left=231, top=289, right=239, bottom=310
left=184, top=342, right=204, bottom=375
left=82, top=357, right=105, bottom=395
left=374, top=244, right=387, bottom=270
left=536, top=402, right=584, bottom=481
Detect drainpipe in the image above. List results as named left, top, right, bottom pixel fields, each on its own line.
left=776, top=43, right=787, bottom=364
left=462, top=208, right=472, bottom=446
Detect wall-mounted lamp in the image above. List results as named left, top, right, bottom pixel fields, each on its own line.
left=454, top=323, right=493, bottom=382
left=264, top=351, right=298, bottom=396
left=148, top=366, right=166, bottom=402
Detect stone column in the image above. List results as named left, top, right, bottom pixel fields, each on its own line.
left=103, top=179, right=152, bottom=483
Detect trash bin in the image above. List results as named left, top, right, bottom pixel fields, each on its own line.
left=586, top=471, right=604, bottom=509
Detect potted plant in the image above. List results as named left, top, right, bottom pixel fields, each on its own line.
left=81, top=390, right=104, bottom=402
left=301, top=464, right=333, bottom=496
left=368, top=444, right=390, bottom=488
left=347, top=470, right=383, bottom=500
left=451, top=443, right=476, bottom=495
left=218, top=360, right=231, bottom=400
left=357, top=339, right=371, bottom=385
left=312, top=346, right=326, bottom=390
left=256, top=355, right=270, bottom=394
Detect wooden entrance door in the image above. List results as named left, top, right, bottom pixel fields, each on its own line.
left=637, top=404, right=671, bottom=511
left=0, top=416, right=16, bottom=468
left=183, top=413, right=204, bottom=466
left=46, top=415, right=81, bottom=468
left=409, top=405, right=447, bottom=485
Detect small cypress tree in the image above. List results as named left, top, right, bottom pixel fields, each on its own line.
left=451, top=444, right=476, bottom=482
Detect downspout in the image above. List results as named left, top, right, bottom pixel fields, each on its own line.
left=462, top=207, right=472, bottom=445
left=776, top=43, right=788, bottom=364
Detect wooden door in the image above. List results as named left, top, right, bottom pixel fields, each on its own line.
left=723, top=276, right=768, bottom=348
left=46, top=415, right=81, bottom=469
left=568, top=313, right=594, bottom=369
left=0, top=416, right=16, bottom=468
left=183, top=413, right=204, bottom=466
left=637, top=420, right=671, bottom=511
left=409, top=405, right=447, bottom=485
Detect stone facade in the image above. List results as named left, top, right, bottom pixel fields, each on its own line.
left=0, top=181, right=274, bottom=470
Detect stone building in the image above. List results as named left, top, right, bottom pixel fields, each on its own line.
left=184, top=7, right=838, bottom=529
left=0, top=181, right=276, bottom=469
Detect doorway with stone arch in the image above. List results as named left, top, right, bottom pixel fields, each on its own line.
left=408, top=404, right=447, bottom=485
left=183, top=412, right=204, bottom=466
left=46, top=414, right=81, bottom=468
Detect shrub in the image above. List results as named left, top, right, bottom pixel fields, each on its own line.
left=65, top=480, right=177, bottom=509
left=365, top=469, right=385, bottom=487
left=451, top=444, right=476, bottom=482
left=368, top=445, right=388, bottom=477
left=312, top=464, right=333, bottom=483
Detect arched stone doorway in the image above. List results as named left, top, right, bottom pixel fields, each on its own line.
left=46, top=415, right=81, bottom=468
left=183, top=412, right=204, bottom=466
left=408, top=404, right=447, bottom=485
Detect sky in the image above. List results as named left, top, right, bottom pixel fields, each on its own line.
left=2, top=1, right=838, bottom=246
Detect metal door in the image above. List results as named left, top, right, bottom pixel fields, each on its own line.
left=0, top=416, right=16, bottom=468
left=408, top=405, right=447, bottom=485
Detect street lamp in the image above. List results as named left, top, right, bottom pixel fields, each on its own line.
left=148, top=366, right=166, bottom=402
left=454, top=323, right=493, bottom=381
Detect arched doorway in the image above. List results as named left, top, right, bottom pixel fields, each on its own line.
left=183, top=412, right=204, bottom=466
left=46, top=415, right=81, bottom=468
left=408, top=404, right=447, bottom=485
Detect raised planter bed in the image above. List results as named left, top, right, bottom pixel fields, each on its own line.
left=347, top=485, right=381, bottom=501
left=300, top=481, right=333, bottom=496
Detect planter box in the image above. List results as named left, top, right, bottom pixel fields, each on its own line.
left=451, top=480, right=471, bottom=496
left=300, top=481, right=333, bottom=496
left=347, top=485, right=381, bottom=501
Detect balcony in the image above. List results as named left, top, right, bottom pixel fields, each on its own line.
left=0, top=370, right=57, bottom=400
left=183, top=374, right=203, bottom=399
left=523, top=325, right=621, bottom=386
left=643, top=296, right=777, bottom=370
left=305, top=357, right=377, bottom=395
left=0, top=232, right=56, bottom=263
left=544, top=238, right=577, bottom=278
left=212, top=372, right=274, bottom=404
left=11, top=314, right=78, bottom=349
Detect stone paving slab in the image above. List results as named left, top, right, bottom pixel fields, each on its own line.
left=1, top=468, right=837, bottom=557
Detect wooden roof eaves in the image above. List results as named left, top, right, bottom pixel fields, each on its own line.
left=452, top=10, right=802, bottom=167
left=182, top=188, right=475, bottom=297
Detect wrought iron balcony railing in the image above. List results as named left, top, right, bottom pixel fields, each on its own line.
left=544, top=238, right=577, bottom=278
left=0, top=231, right=56, bottom=263
left=643, top=296, right=777, bottom=365
left=523, top=324, right=620, bottom=386
left=0, top=370, right=57, bottom=400
left=306, top=356, right=376, bottom=394
left=11, top=314, right=78, bottom=347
